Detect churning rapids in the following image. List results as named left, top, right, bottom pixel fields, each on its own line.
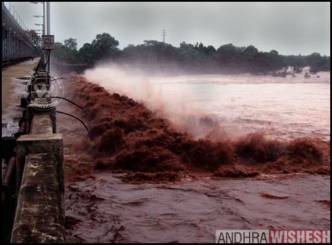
left=54, top=69, right=329, bottom=243
left=83, top=68, right=330, bottom=142
left=65, top=173, right=329, bottom=243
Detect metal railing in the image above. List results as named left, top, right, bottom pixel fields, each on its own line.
left=2, top=3, right=39, bottom=63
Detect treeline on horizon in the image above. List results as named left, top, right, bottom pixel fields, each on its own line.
left=52, top=33, right=330, bottom=74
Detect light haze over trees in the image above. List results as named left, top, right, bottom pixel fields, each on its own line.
left=52, top=33, right=330, bottom=74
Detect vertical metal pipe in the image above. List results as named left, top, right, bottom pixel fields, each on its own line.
left=46, top=2, right=51, bottom=73
left=42, top=2, right=47, bottom=71
left=43, top=2, right=45, bottom=36
left=47, top=2, right=50, bottom=35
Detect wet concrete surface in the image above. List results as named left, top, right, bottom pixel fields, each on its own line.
left=2, top=58, right=39, bottom=137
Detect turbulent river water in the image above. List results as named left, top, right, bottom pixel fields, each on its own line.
left=65, top=173, right=330, bottom=243
left=140, top=72, right=330, bottom=141
left=63, top=71, right=330, bottom=243
left=2, top=62, right=329, bottom=242
left=84, top=68, right=330, bottom=141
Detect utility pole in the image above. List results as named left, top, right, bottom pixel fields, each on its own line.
left=32, top=1, right=53, bottom=74
left=162, top=29, right=166, bottom=43
left=46, top=2, right=51, bottom=73
left=43, top=2, right=46, bottom=35
left=46, top=2, right=50, bottom=34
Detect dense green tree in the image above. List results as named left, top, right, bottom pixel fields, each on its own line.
left=53, top=41, right=78, bottom=63
left=52, top=32, right=330, bottom=74
left=64, top=38, right=77, bottom=50
left=306, top=53, right=329, bottom=73
left=78, top=43, right=94, bottom=64
left=26, top=30, right=41, bottom=47
left=91, top=33, right=120, bottom=60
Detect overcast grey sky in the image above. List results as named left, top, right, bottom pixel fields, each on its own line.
left=5, top=2, right=330, bottom=55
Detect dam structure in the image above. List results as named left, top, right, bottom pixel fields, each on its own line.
left=2, top=2, right=65, bottom=243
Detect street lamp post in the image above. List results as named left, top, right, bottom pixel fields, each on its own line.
left=46, top=2, right=50, bottom=34
left=33, top=16, right=44, bottom=36
left=35, top=23, right=43, bottom=34
left=31, top=2, right=45, bottom=35
left=31, top=2, right=53, bottom=74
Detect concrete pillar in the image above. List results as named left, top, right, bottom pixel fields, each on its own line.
left=11, top=152, right=65, bottom=243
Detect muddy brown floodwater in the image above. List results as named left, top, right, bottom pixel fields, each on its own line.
left=55, top=74, right=330, bottom=243
left=64, top=173, right=330, bottom=243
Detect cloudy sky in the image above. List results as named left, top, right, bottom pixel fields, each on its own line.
left=5, top=2, right=330, bottom=55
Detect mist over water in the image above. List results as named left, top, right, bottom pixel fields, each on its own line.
left=63, top=65, right=330, bottom=243
left=83, top=64, right=330, bottom=141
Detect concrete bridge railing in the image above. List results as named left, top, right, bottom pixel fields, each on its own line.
left=10, top=59, right=65, bottom=243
